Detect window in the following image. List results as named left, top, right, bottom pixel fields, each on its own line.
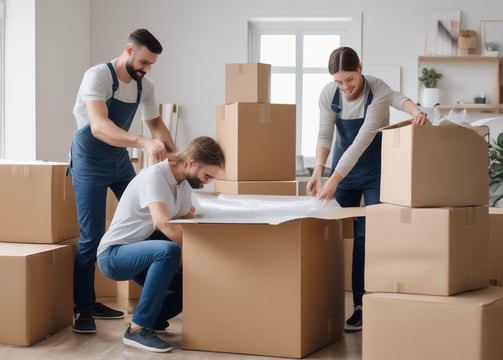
left=248, top=16, right=361, bottom=167
left=0, top=0, right=4, bottom=158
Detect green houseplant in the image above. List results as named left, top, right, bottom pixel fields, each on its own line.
left=418, top=67, right=443, bottom=107
left=489, top=133, right=503, bottom=206
left=418, top=67, right=443, bottom=88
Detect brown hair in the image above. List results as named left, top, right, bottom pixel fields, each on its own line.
left=176, top=136, right=225, bottom=168
left=129, top=28, right=163, bottom=54
left=328, top=47, right=360, bottom=75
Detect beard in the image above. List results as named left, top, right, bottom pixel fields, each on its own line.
left=125, top=60, right=146, bottom=81
left=186, top=176, right=203, bottom=189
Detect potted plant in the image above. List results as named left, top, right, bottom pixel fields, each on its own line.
left=418, top=67, right=443, bottom=107
left=489, top=133, right=503, bottom=207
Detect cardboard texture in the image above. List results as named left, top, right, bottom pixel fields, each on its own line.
left=380, top=121, right=489, bottom=207
left=181, top=217, right=350, bottom=358
left=0, top=161, right=79, bottom=243
left=216, top=103, right=296, bottom=181
left=0, top=243, right=73, bottom=346
left=215, top=179, right=297, bottom=195
left=366, top=204, right=489, bottom=296
left=488, top=207, right=503, bottom=284
left=362, top=286, right=503, bottom=360
left=225, top=63, right=271, bottom=104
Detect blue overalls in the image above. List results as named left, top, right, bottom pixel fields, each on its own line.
left=330, top=84, right=381, bottom=307
left=70, top=63, right=141, bottom=315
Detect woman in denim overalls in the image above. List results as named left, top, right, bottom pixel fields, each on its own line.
left=307, top=47, right=429, bottom=331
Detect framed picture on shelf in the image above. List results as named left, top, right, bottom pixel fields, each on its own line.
left=425, top=9, right=461, bottom=56
left=480, top=20, right=503, bottom=56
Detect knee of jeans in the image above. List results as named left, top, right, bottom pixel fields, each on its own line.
left=159, top=241, right=181, bottom=261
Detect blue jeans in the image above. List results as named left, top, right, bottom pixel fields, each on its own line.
left=335, top=182, right=380, bottom=307
left=70, top=155, right=134, bottom=315
left=97, top=235, right=182, bottom=329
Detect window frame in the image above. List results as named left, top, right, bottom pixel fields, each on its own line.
left=248, top=15, right=362, bottom=166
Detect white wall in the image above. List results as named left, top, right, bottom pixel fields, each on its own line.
left=3, top=0, right=502, bottom=160
left=4, top=0, right=89, bottom=161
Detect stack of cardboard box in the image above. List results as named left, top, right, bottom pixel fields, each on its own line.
left=0, top=161, right=77, bottom=346
left=214, top=63, right=297, bottom=195
left=361, top=121, right=503, bottom=360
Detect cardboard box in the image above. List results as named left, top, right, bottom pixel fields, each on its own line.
left=0, top=161, right=79, bottom=243
left=488, top=207, right=503, bottom=284
left=181, top=207, right=363, bottom=358
left=380, top=121, right=489, bottom=207
left=216, top=103, right=296, bottom=181
left=215, top=179, right=297, bottom=195
left=225, top=63, right=271, bottom=104
left=366, top=204, right=489, bottom=296
left=363, top=286, right=503, bottom=360
left=0, top=243, right=73, bottom=346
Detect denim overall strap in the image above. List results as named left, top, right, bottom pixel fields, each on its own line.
left=330, top=83, right=382, bottom=189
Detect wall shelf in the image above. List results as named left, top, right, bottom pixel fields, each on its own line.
left=418, top=56, right=502, bottom=113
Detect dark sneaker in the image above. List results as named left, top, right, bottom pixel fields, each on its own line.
left=153, top=320, right=170, bottom=333
left=344, top=305, right=362, bottom=332
left=72, top=313, right=97, bottom=334
left=123, top=326, right=173, bottom=353
left=92, top=302, right=125, bottom=319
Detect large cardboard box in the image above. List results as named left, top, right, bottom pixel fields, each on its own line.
left=225, top=63, right=271, bottom=104
left=0, top=243, right=73, bottom=346
left=0, top=161, right=79, bottom=243
left=366, top=204, right=489, bottom=296
left=181, top=207, right=363, bottom=358
left=215, top=179, right=297, bottom=195
left=380, top=121, right=488, bottom=207
left=488, top=207, right=503, bottom=284
left=363, top=286, right=503, bottom=360
left=216, top=103, right=296, bottom=181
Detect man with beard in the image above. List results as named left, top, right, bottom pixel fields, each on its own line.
left=96, top=136, right=225, bottom=353
left=69, top=28, right=176, bottom=334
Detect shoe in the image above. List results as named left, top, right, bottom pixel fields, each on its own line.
left=153, top=320, right=170, bottom=333
left=72, top=313, right=97, bottom=334
left=92, top=302, right=125, bottom=319
left=123, top=326, right=173, bottom=353
left=344, top=305, right=362, bottom=332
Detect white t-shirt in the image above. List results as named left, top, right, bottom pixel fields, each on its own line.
left=317, top=75, right=410, bottom=178
left=97, top=160, right=193, bottom=256
left=73, top=58, right=160, bottom=130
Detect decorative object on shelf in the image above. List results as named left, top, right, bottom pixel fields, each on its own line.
left=418, top=67, right=443, bottom=107
left=474, top=94, right=487, bottom=104
left=484, top=41, right=500, bottom=56
left=425, top=9, right=461, bottom=56
left=481, top=20, right=503, bottom=56
left=458, top=30, right=477, bottom=55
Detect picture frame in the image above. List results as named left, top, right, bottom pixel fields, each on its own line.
left=425, top=9, right=461, bottom=56
left=480, top=20, right=503, bottom=56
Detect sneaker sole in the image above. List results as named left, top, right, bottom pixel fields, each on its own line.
left=93, top=314, right=125, bottom=320
left=72, top=327, right=97, bottom=334
left=344, top=325, right=362, bottom=332
left=123, top=337, right=173, bottom=353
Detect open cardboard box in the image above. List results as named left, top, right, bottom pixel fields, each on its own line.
left=174, top=194, right=364, bottom=358
left=380, top=120, right=489, bottom=207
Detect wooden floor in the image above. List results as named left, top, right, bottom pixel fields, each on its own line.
left=0, top=292, right=362, bottom=360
